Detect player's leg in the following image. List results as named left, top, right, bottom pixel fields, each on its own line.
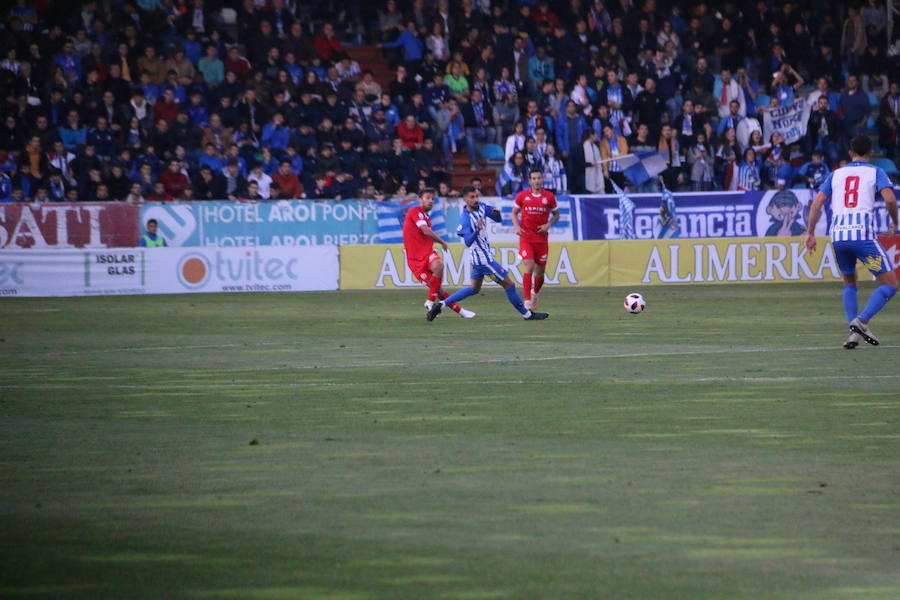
left=833, top=242, right=864, bottom=348
left=841, top=272, right=862, bottom=349
left=437, top=288, right=476, bottom=318
left=849, top=240, right=898, bottom=345
left=426, top=257, right=444, bottom=302
left=530, top=242, right=549, bottom=309
left=492, top=258, right=548, bottom=319
left=498, top=273, right=548, bottom=319
left=427, top=272, right=484, bottom=321
left=520, top=241, right=535, bottom=307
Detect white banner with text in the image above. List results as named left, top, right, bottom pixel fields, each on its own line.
left=0, top=246, right=339, bottom=297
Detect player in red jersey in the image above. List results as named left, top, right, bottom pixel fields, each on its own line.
left=512, top=170, right=560, bottom=310
left=402, top=189, right=475, bottom=319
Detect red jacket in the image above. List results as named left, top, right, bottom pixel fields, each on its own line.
left=396, top=122, right=424, bottom=149
left=155, top=99, right=179, bottom=122
left=313, top=35, right=344, bottom=62
left=159, top=171, right=189, bottom=198
left=273, top=172, right=304, bottom=198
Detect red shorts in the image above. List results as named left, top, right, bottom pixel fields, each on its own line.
left=407, top=251, right=441, bottom=282
left=519, top=239, right=549, bottom=266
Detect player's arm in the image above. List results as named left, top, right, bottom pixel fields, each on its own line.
left=877, top=168, right=898, bottom=235
left=538, top=207, right=560, bottom=233
left=881, top=187, right=898, bottom=236
left=538, top=194, right=560, bottom=233
left=457, top=215, right=479, bottom=247
left=511, top=195, right=523, bottom=235
left=483, top=203, right=502, bottom=223
left=804, top=191, right=828, bottom=252
left=418, top=222, right=448, bottom=250
left=804, top=172, right=833, bottom=251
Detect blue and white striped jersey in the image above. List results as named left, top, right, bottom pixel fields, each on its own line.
left=819, top=161, right=892, bottom=242
left=456, top=203, right=502, bottom=266
left=735, top=163, right=760, bottom=190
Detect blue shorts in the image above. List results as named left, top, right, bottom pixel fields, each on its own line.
left=471, top=259, right=509, bottom=282
left=833, top=239, right=895, bottom=276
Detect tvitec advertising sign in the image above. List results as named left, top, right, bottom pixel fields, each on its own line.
left=0, top=246, right=338, bottom=297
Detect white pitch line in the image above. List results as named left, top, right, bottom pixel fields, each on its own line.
left=5, top=343, right=899, bottom=371
left=3, top=374, right=900, bottom=391
left=33, top=342, right=283, bottom=356
left=250, top=344, right=900, bottom=371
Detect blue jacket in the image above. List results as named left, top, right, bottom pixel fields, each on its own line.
left=59, top=126, right=87, bottom=151
left=0, top=173, right=11, bottom=202
left=262, top=122, right=290, bottom=151
left=555, top=114, right=587, bottom=155
left=382, top=29, right=424, bottom=62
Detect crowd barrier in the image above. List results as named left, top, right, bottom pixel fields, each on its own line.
left=4, top=189, right=897, bottom=251
left=3, top=236, right=897, bottom=297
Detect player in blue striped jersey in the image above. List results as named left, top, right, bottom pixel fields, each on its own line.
left=805, top=136, right=898, bottom=348
left=426, top=186, right=549, bottom=321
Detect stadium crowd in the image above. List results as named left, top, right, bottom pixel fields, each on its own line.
left=0, top=0, right=897, bottom=203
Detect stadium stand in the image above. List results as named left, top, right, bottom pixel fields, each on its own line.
left=0, top=0, right=897, bottom=203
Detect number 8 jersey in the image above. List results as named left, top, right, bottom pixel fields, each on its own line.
left=819, top=161, right=893, bottom=242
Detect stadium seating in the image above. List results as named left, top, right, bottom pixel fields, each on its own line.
left=0, top=1, right=895, bottom=203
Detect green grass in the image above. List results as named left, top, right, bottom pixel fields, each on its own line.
left=1, top=284, right=899, bottom=600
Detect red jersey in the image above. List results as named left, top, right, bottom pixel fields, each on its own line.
left=402, top=206, right=435, bottom=260
left=514, top=189, right=557, bottom=242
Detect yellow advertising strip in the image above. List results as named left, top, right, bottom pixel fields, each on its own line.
left=607, top=236, right=863, bottom=287
left=340, top=241, right=610, bottom=290
left=340, top=237, right=870, bottom=290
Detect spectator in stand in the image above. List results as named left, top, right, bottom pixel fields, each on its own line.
left=806, top=95, right=842, bottom=167
left=839, top=74, right=871, bottom=146
left=125, top=182, right=146, bottom=204
left=314, top=23, right=344, bottom=64
left=396, top=115, right=424, bottom=150
left=243, top=180, right=264, bottom=200
left=599, top=124, right=629, bottom=193
left=380, top=21, right=424, bottom=73
left=197, top=44, right=224, bottom=86
left=556, top=100, right=587, bottom=193
left=796, top=151, right=831, bottom=190
left=496, top=151, right=529, bottom=196
left=159, top=160, right=189, bottom=199
left=247, top=163, right=273, bottom=199
left=461, top=89, right=496, bottom=171
left=262, top=113, right=290, bottom=153
left=273, top=160, right=303, bottom=199
left=734, top=149, right=761, bottom=191
left=147, top=181, right=174, bottom=202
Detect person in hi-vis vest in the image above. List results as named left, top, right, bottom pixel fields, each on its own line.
left=140, top=219, right=167, bottom=247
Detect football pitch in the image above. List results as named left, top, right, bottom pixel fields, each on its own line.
left=1, top=284, right=898, bottom=600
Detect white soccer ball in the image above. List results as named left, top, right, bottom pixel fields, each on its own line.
left=624, top=293, right=646, bottom=314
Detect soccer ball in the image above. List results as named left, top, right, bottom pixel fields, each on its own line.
left=624, top=293, right=646, bottom=314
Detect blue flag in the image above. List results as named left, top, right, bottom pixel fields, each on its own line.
left=612, top=181, right=636, bottom=240
left=618, top=151, right=669, bottom=186
left=655, top=183, right=681, bottom=239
